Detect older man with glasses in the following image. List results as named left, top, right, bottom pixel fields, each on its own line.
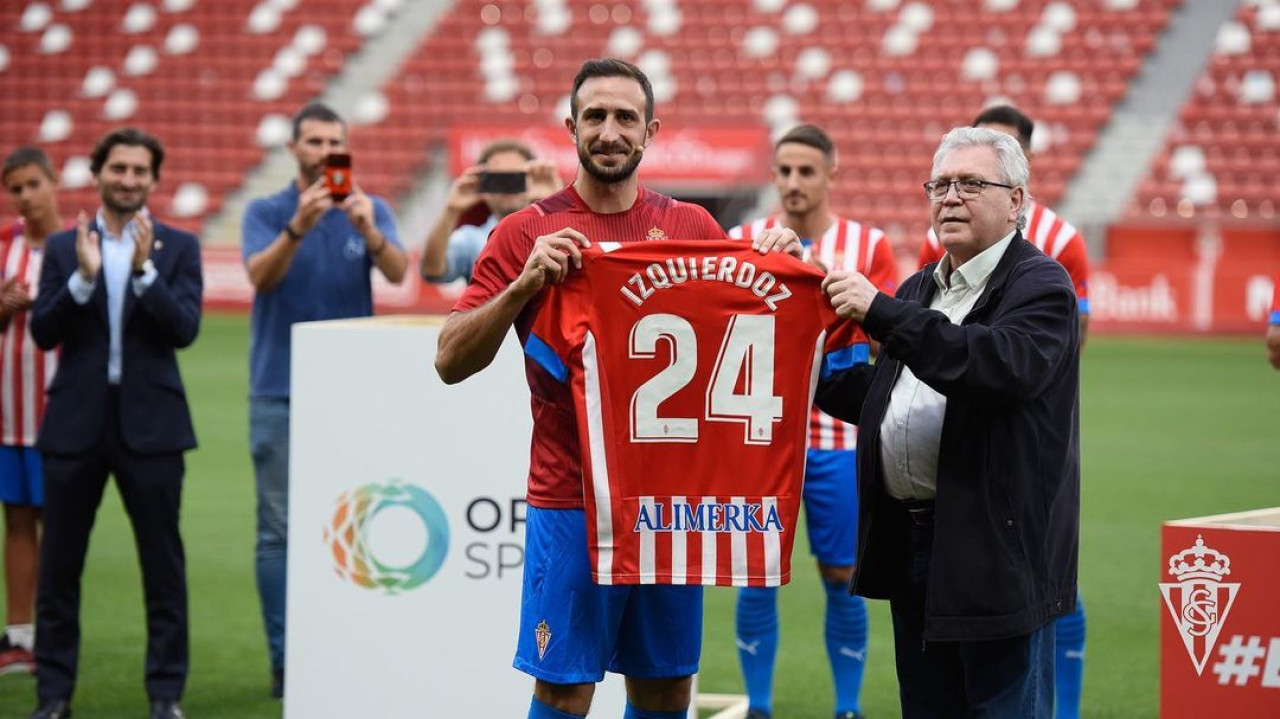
left=815, top=126, right=1081, bottom=718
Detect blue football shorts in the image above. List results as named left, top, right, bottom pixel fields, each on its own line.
left=802, top=448, right=858, bottom=566
left=514, top=506, right=703, bottom=684
left=0, top=446, right=44, bottom=507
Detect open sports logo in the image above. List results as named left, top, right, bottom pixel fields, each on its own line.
left=323, top=482, right=450, bottom=594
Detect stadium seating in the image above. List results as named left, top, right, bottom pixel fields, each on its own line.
left=4, top=0, right=1189, bottom=245
left=0, top=0, right=364, bottom=231
left=360, top=0, right=1179, bottom=247
left=1129, top=1, right=1280, bottom=224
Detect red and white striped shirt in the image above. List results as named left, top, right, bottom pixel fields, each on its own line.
left=729, top=216, right=897, bottom=450
left=527, top=241, right=869, bottom=587
left=919, top=200, right=1091, bottom=313
left=1, top=222, right=57, bottom=447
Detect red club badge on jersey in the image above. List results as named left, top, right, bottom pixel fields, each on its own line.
left=535, top=620, right=552, bottom=660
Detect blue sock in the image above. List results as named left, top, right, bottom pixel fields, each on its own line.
left=528, top=696, right=585, bottom=719
left=823, top=580, right=868, bottom=715
left=1054, top=597, right=1086, bottom=719
left=623, top=703, right=687, bottom=718
left=736, top=585, right=779, bottom=714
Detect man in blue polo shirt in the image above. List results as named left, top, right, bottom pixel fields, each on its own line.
left=241, top=102, right=407, bottom=699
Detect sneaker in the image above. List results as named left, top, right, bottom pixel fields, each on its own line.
left=746, top=710, right=772, bottom=719
left=834, top=712, right=865, bottom=719
left=0, top=634, right=35, bottom=675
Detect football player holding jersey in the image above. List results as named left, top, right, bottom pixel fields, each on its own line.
left=436, top=59, right=802, bottom=719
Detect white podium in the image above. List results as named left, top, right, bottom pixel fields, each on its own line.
left=285, top=316, right=642, bottom=717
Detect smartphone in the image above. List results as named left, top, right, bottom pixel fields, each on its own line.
left=477, top=171, right=527, bottom=195
left=324, top=153, right=353, bottom=202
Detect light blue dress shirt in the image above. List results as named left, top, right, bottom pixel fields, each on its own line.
left=67, top=209, right=158, bottom=385
left=425, top=214, right=498, bottom=284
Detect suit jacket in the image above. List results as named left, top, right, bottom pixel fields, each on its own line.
left=816, top=234, right=1080, bottom=641
left=31, top=217, right=202, bottom=455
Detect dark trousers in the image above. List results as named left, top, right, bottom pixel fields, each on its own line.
left=889, top=502, right=1054, bottom=718
left=35, top=390, right=188, bottom=702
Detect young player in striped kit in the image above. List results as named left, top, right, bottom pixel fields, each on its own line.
left=0, top=147, right=63, bottom=674
left=728, top=125, right=897, bottom=719
left=918, top=105, right=1090, bottom=719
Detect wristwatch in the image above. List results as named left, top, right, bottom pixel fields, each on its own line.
left=133, top=259, right=155, bottom=278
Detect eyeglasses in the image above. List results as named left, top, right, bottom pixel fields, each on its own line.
left=923, top=178, right=1015, bottom=201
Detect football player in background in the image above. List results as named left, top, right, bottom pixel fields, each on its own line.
left=728, top=124, right=896, bottom=719
left=0, top=147, right=63, bottom=676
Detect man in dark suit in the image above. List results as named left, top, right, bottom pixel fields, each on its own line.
left=28, top=127, right=202, bottom=719
left=818, top=127, right=1080, bottom=718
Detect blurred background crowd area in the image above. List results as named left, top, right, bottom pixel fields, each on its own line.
left=1, top=0, right=1276, bottom=329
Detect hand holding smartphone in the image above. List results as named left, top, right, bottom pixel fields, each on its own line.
left=477, top=170, right=527, bottom=195
left=324, top=152, right=353, bottom=202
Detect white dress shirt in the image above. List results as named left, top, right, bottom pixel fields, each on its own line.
left=67, top=209, right=158, bottom=385
left=879, top=230, right=1015, bottom=500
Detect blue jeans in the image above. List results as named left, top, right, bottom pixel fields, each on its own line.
left=250, top=397, right=290, bottom=671
left=889, top=502, right=1054, bottom=718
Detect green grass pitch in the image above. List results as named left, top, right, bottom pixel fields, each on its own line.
left=1, top=314, right=1277, bottom=717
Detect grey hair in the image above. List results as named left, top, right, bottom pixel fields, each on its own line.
left=931, top=126, right=1031, bottom=230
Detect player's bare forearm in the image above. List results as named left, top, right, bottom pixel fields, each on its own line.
left=435, top=285, right=533, bottom=384
left=246, top=232, right=302, bottom=293
left=1266, top=326, right=1280, bottom=370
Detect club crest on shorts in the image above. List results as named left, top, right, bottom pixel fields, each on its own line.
left=535, top=620, right=551, bottom=660
left=1159, top=534, right=1239, bottom=675
left=646, top=226, right=667, bottom=241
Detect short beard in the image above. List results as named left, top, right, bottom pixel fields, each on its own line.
left=577, top=144, right=643, bottom=185
left=102, top=192, right=146, bottom=216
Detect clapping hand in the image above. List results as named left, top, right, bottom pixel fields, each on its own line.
left=74, top=211, right=102, bottom=282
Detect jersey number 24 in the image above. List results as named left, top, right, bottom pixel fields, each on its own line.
left=628, top=313, right=785, bottom=446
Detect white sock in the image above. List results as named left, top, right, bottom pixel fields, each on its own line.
left=6, top=624, right=34, bottom=650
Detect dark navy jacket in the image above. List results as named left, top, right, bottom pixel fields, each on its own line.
left=817, top=234, right=1080, bottom=641
left=30, top=219, right=202, bottom=456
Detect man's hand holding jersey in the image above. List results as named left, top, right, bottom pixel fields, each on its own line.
left=512, top=228, right=592, bottom=298
left=750, top=226, right=804, bottom=259
left=822, top=270, right=881, bottom=324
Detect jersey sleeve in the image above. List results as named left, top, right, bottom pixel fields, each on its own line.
left=917, top=228, right=944, bottom=269
left=453, top=214, right=532, bottom=313
left=808, top=273, right=870, bottom=379
left=865, top=231, right=899, bottom=294
left=1054, top=232, right=1091, bottom=314
left=523, top=253, right=593, bottom=383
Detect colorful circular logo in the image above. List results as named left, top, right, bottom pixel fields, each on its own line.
left=323, top=482, right=449, bottom=594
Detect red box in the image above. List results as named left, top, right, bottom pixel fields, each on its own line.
left=1160, top=509, right=1280, bottom=717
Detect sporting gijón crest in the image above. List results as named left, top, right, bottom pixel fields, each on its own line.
left=1159, top=534, right=1240, bottom=675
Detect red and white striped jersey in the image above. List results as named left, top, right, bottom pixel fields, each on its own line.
left=526, top=240, right=870, bottom=587
left=920, top=200, right=1091, bottom=313
left=729, top=216, right=896, bottom=450
left=1, top=223, right=57, bottom=447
